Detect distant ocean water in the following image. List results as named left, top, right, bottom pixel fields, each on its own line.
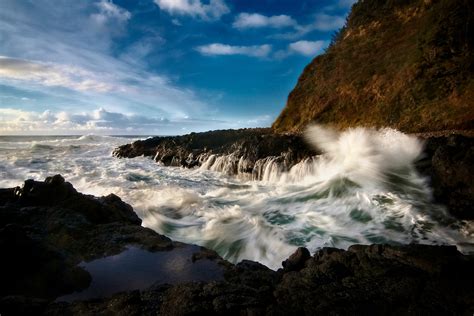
left=0, top=131, right=472, bottom=269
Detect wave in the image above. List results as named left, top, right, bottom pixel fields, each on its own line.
left=199, top=125, right=424, bottom=188
left=1, top=126, right=470, bottom=270
left=30, top=143, right=55, bottom=151
left=76, top=134, right=121, bottom=143
left=139, top=126, right=469, bottom=269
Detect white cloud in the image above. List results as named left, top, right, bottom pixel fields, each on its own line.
left=196, top=43, right=272, bottom=57
left=312, top=14, right=346, bottom=31
left=171, top=19, right=182, bottom=26
left=289, top=40, right=328, bottom=56
left=90, top=0, right=131, bottom=36
left=0, top=108, right=171, bottom=134
left=270, top=13, right=347, bottom=40
left=92, top=0, right=131, bottom=23
left=232, top=13, right=297, bottom=29
left=119, top=35, right=166, bottom=64
left=0, top=107, right=271, bottom=135
left=0, top=0, right=211, bottom=121
left=154, top=0, right=230, bottom=21
left=0, top=56, right=116, bottom=92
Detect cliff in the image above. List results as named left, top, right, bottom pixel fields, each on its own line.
left=272, top=0, right=474, bottom=133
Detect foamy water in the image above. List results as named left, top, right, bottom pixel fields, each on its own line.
left=0, top=128, right=472, bottom=269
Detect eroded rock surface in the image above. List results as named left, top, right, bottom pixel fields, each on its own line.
left=113, top=128, right=317, bottom=179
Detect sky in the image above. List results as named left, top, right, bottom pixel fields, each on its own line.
left=0, top=0, right=355, bottom=135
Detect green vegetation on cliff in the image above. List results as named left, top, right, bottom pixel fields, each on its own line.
left=273, top=0, right=474, bottom=133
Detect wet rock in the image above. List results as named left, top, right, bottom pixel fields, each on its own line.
left=45, top=174, right=65, bottom=185
left=0, top=176, right=175, bottom=305
left=113, top=128, right=317, bottom=178
left=42, top=244, right=474, bottom=315
left=416, top=135, right=474, bottom=219
left=10, top=177, right=141, bottom=225
left=0, top=223, right=91, bottom=299
left=271, top=244, right=474, bottom=315
left=281, top=247, right=311, bottom=272
left=14, top=176, right=77, bottom=205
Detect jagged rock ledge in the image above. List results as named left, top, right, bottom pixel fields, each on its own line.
left=113, top=128, right=317, bottom=180
left=1, top=176, right=473, bottom=315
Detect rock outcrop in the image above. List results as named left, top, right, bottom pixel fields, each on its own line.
left=272, top=0, right=474, bottom=133
left=113, top=128, right=317, bottom=179
left=416, top=134, right=474, bottom=219
left=1, top=176, right=473, bottom=315
left=0, top=176, right=227, bottom=314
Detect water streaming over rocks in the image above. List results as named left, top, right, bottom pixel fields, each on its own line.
left=0, top=128, right=472, bottom=269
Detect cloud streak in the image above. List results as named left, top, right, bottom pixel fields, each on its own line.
left=232, top=13, right=297, bottom=29
left=92, top=0, right=131, bottom=24
left=288, top=40, right=328, bottom=57
left=196, top=43, right=272, bottom=57
left=154, top=0, right=230, bottom=21
left=0, top=108, right=272, bottom=135
left=0, top=56, right=116, bottom=93
left=268, top=13, right=347, bottom=40
left=0, top=1, right=213, bottom=123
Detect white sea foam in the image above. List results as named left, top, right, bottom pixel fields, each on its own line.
left=0, top=129, right=471, bottom=270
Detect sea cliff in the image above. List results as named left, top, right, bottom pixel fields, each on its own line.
left=272, top=0, right=474, bottom=133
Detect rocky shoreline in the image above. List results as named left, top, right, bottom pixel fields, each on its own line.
left=113, top=129, right=473, bottom=220
left=1, top=175, right=473, bottom=315
left=113, top=128, right=317, bottom=180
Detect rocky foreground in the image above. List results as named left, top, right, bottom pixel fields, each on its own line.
left=114, top=129, right=473, bottom=219
left=1, top=175, right=473, bottom=315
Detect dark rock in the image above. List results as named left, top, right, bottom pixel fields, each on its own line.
left=0, top=223, right=91, bottom=299
left=113, top=128, right=317, bottom=178
left=416, top=135, right=474, bottom=219
left=281, top=247, right=311, bottom=272
left=9, top=177, right=142, bottom=225
left=45, top=174, right=65, bottom=185
left=271, top=244, right=474, bottom=315
left=14, top=177, right=77, bottom=205
left=0, top=176, right=177, bottom=305
left=40, top=244, right=474, bottom=315
left=0, top=296, right=48, bottom=316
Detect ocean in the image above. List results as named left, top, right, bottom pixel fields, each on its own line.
left=0, top=129, right=471, bottom=269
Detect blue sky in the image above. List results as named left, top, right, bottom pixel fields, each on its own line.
left=0, top=0, right=354, bottom=135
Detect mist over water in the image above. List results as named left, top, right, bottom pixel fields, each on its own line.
left=0, top=128, right=472, bottom=269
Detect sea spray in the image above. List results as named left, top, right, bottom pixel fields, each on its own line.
left=139, top=125, right=468, bottom=268
left=0, top=131, right=470, bottom=270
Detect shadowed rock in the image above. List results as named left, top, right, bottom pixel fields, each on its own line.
left=416, top=135, right=474, bottom=219
left=0, top=176, right=226, bottom=315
